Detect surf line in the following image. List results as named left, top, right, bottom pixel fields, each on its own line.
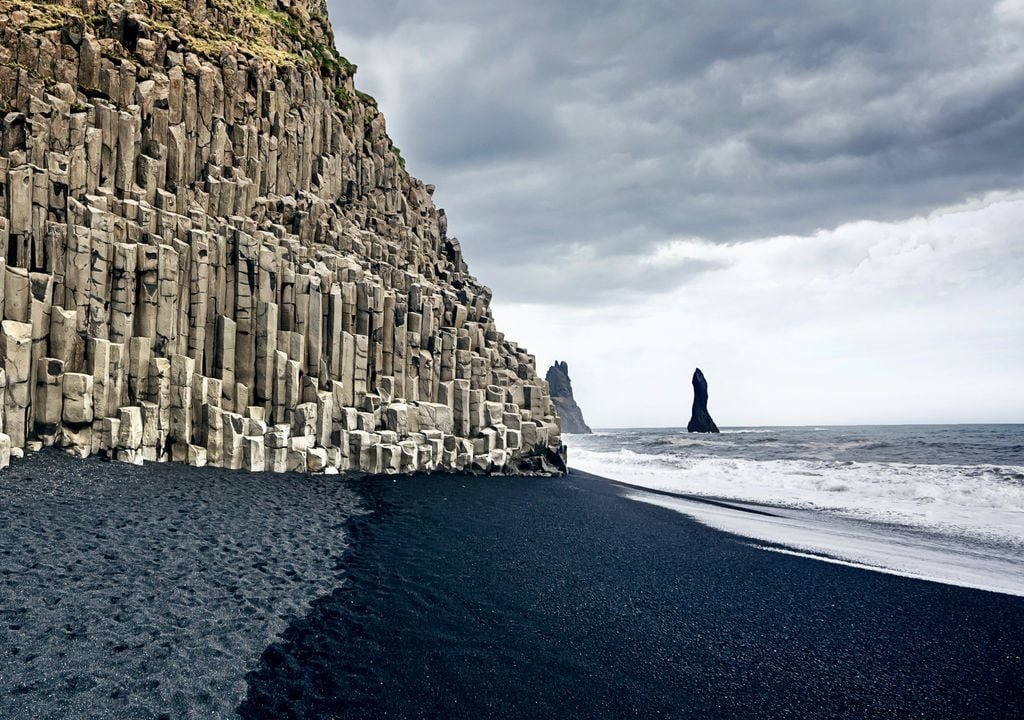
left=577, top=471, right=783, bottom=518
left=747, top=543, right=1024, bottom=598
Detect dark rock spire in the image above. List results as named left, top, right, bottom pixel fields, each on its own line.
left=687, top=368, right=720, bottom=433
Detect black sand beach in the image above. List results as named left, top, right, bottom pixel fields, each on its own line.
left=3, top=454, right=1023, bottom=719
left=0, top=452, right=365, bottom=719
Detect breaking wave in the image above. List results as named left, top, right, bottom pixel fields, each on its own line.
left=569, top=427, right=1024, bottom=547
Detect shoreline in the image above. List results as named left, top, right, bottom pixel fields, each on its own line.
left=242, top=467, right=1024, bottom=719
left=2, top=453, right=1022, bottom=719
left=592, top=470, right=1024, bottom=598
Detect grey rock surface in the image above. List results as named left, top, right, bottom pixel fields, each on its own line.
left=546, top=360, right=591, bottom=434
left=0, top=0, right=566, bottom=476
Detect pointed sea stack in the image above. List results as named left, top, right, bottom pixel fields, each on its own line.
left=545, top=361, right=592, bottom=434
left=0, top=0, right=567, bottom=476
left=687, top=368, right=720, bottom=433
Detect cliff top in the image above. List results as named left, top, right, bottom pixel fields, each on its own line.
left=5, top=0, right=347, bottom=71
left=0, top=0, right=398, bottom=142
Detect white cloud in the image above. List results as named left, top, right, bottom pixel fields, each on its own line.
left=995, top=0, right=1024, bottom=25
left=494, top=193, right=1024, bottom=426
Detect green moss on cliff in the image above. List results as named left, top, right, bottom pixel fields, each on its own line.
left=391, top=145, right=407, bottom=169
left=5, top=0, right=386, bottom=161
left=356, top=89, right=377, bottom=108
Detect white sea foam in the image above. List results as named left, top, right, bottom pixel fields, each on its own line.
left=570, top=446, right=1024, bottom=546
left=625, top=492, right=1024, bottom=597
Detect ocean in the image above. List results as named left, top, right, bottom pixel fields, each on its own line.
left=568, top=424, right=1024, bottom=595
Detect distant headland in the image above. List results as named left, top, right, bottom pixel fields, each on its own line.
left=546, top=361, right=592, bottom=434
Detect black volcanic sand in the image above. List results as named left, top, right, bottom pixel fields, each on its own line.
left=241, top=470, right=1024, bottom=720
left=2, top=457, right=1023, bottom=719
left=0, top=451, right=364, bottom=720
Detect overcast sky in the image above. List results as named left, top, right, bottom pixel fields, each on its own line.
left=329, top=0, right=1024, bottom=427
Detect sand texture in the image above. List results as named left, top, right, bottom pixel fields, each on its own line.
left=3, top=458, right=1023, bottom=719
left=0, top=451, right=362, bottom=720
left=242, top=470, right=1024, bottom=719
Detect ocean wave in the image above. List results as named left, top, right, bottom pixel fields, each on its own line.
left=667, top=437, right=739, bottom=448
left=569, top=447, right=1024, bottom=546
left=572, top=427, right=1024, bottom=465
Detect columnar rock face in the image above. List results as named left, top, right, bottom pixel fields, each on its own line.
left=545, top=361, right=591, bottom=435
left=0, top=0, right=566, bottom=474
left=687, top=368, right=719, bottom=434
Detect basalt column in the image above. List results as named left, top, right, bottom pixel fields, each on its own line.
left=0, top=0, right=566, bottom=475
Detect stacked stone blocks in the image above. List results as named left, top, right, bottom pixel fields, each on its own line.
left=0, top=0, right=566, bottom=474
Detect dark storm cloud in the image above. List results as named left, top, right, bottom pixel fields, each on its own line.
left=401, top=81, right=564, bottom=168
left=327, top=0, right=1024, bottom=304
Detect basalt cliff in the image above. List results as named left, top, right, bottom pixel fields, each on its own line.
left=0, top=0, right=566, bottom=474
left=545, top=361, right=591, bottom=434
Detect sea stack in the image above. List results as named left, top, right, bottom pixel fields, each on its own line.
left=687, top=368, right=720, bottom=433
left=546, top=361, right=592, bottom=434
left=0, top=0, right=566, bottom=475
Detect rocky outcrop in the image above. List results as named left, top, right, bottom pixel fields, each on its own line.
left=687, top=368, right=719, bottom=434
left=545, top=361, right=591, bottom=434
left=0, top=0, right=566, bottom=475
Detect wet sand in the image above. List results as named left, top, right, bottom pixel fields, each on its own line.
left=2, top=454, right=1022, bottom=719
